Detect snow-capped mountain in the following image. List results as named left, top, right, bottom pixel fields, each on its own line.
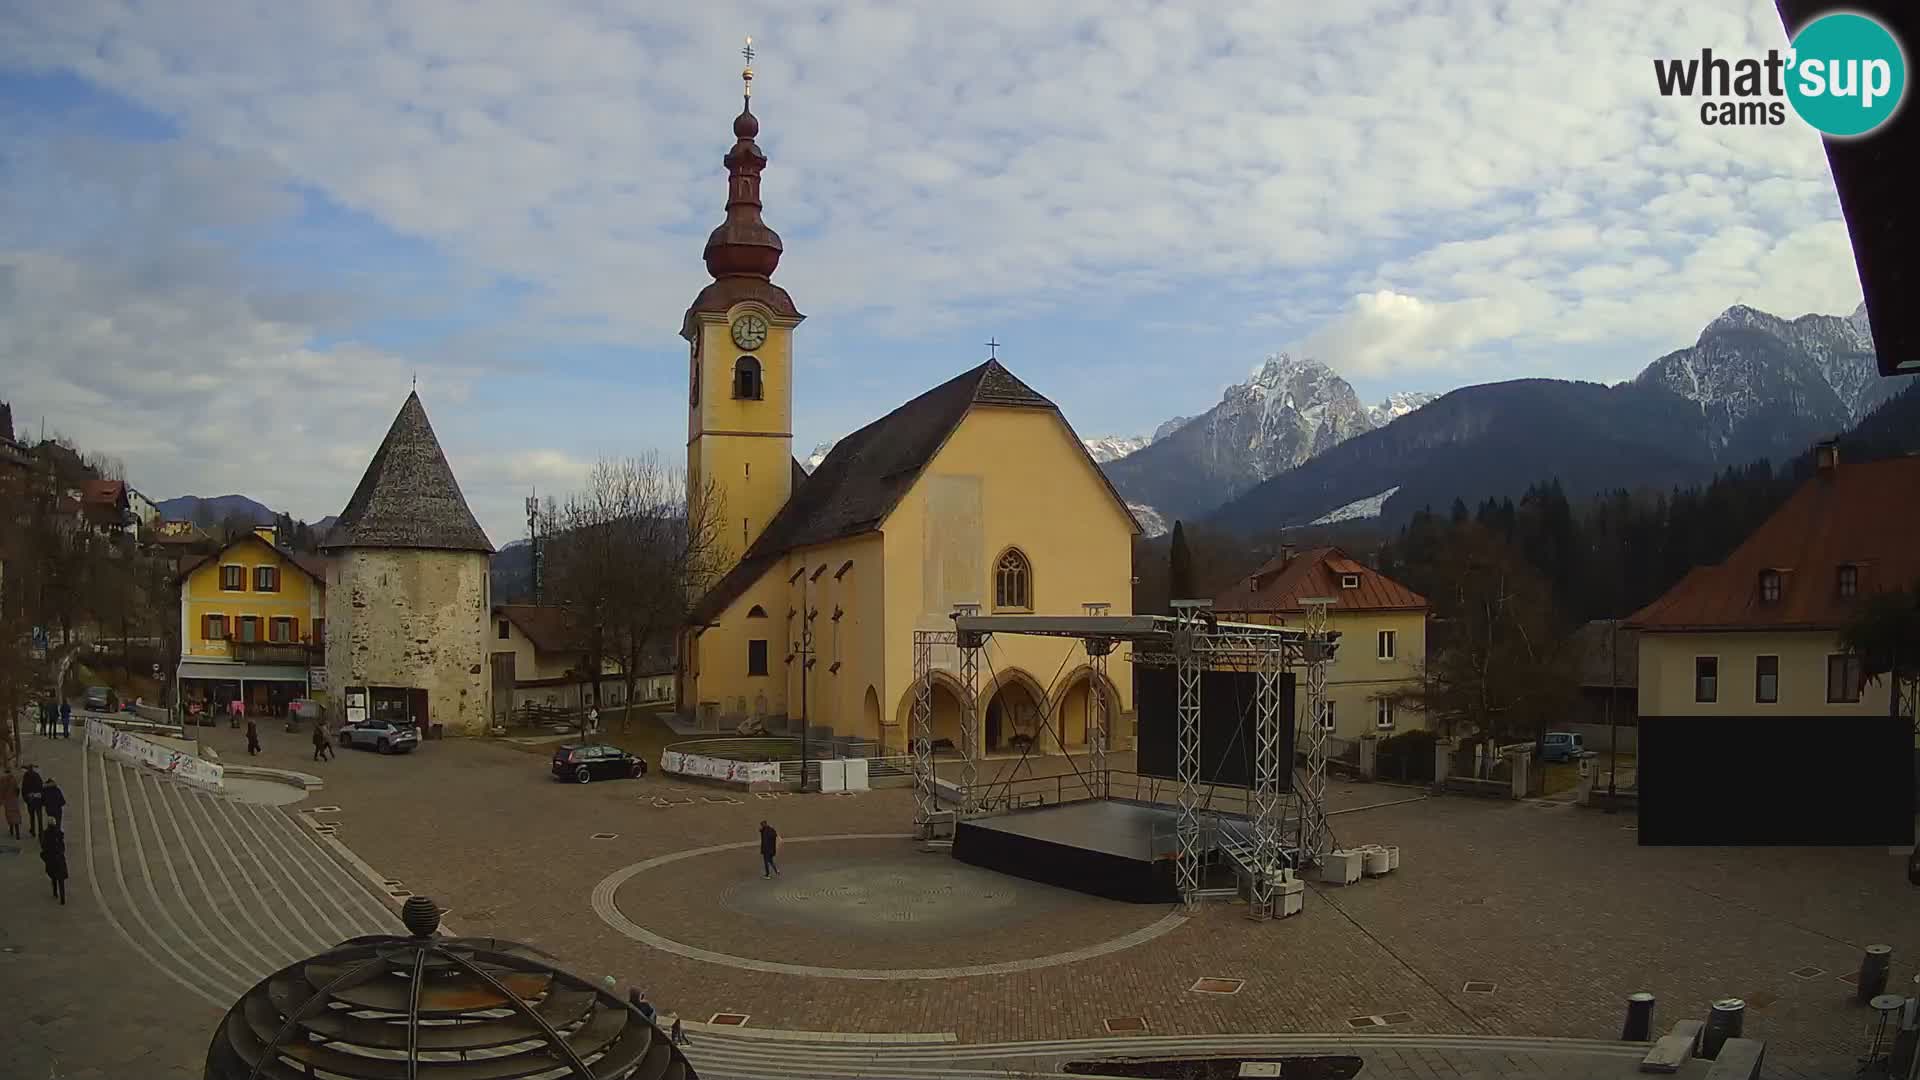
left=1368, top=392, right=1438, bottom=428
left=1102, top=354, right=1382, bottom=524
left=1083, top=435, right=1151, bottom=464
left=1633, top=302, right=1905, bottom=463
left=801, top=441, right=836, bottom=473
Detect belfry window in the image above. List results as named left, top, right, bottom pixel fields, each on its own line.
left=994, top=548, right=1032, bottom=611
left=733, top=356, right=763, bottom=400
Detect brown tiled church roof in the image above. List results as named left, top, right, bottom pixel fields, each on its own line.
left=690, top=359, right=1136, bottom=625
left=320, top=392, right=494, bottom=553
left=1627, top=456, right=1920, bottom=631
left=1213, top=546, right=1428, bottom=615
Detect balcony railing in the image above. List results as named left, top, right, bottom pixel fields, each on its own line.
left=229, top=641, right=320, bottom=666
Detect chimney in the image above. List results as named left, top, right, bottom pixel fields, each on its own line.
left=1814, top=439, right=1840, bottom=476
left=254, top=524, right=277, bottom=547
left=1280, top=543, right=1296, bottom=566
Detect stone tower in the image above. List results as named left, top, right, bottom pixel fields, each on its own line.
left=683, top=45, right=805, bottom=567
left=319, top=392, right=495, bottom=735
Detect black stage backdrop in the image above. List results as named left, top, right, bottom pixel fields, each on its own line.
left=1134, top=667, right=1295, bottom=791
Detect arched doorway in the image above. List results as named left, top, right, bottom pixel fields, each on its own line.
left=985, top=676, right=1044, bottom=754
left=862, top=685, right=882, bottom=742
left=894, top=674, right=967, bottom=756
left=1050, top=669, right=1121, bottom=751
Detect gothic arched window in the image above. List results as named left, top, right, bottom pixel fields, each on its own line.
left=747, top=605, right=768, bottom=618
left=994, top=548, right=1032, bottom=611
left=733, top=356, right=763, bottom=400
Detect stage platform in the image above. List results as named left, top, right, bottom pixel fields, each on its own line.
left=952, top=798, right=1234, bottom=904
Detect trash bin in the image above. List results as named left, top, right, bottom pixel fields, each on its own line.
left=1859, top=945, right=1894, bottom=1004
left=1701, top=998, right=1744, bottom=1059
left=429, top=723, right=445, bottom=741
left=1621, top=992, right=1656, bottom=1042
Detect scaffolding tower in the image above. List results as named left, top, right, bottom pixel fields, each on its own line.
left=909, top=604, right=1337, bottom=914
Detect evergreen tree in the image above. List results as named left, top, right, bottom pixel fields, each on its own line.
left=1168, top=520, right=1195, bottom=601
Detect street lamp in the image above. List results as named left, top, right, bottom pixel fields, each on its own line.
left=788, top=566, right=815, bottom=792
left=1606, top=620, right=1620, bottom=809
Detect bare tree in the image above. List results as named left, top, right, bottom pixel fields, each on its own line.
left=545, top=455, right=726, bottom=734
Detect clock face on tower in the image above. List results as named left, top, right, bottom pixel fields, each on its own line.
left=730, top=313, right=769, bottom=351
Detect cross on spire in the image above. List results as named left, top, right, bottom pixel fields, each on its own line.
left=985, top=337, right=1001, bottom=359
left=742, top=35, right=755, bottom=98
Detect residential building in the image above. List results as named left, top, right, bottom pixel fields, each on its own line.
left=147, top=519, right=221, bottom=573
left=176, top=526, right=328, bottom=720
left=1627, top=444, right=1919, bottom=725
left=80, top=479, right=134, bottom=539
left=678, top=85, right=1137, bottom=755
left=1565, top=618, right=1640, bottom=752
left=319, top=392, right=494, bottom=736
left=488, top=603, right=631, bottom=720
left=1212, top=546, right=1429, bottom=741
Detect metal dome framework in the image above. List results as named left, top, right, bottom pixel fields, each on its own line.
left=205, top=899, right=694, bottom=1080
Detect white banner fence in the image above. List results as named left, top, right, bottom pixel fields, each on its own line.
left=86, top=718, right=225, bottom=790
left=659, top=750, right=781, bottom=785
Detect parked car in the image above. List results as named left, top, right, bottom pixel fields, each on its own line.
left=338, top=719, right=420, bottom=754
left=551, top=744, right=648, bottom=784
left=1540, top=731, right=1587, bottom=763
left=83, top=685, right=113, bottom=712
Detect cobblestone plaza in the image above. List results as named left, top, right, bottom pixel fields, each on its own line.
left=4, top=720, right=1910, bottom=1078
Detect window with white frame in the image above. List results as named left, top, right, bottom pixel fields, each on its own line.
left=1375, top=697, right=1394, bottom=730
left=1377, top=629, right=1396, bottom=660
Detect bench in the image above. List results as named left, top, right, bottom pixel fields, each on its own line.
left=1639, top=1020, right=1703, bottom=1073
left=1702, top=1038, right=1764, bottom=1080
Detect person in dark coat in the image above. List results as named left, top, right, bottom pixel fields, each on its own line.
left=59, top=701, right=72, bottom=739
left=758, top=820, right=779, bottom=878
left=41, top=822, right=68, bottom=904
left=21, top=764, right=44, bottom=836
left=311, top=722, right=330, bottom=762
left=2, top=767, right=21, bottom=840
left=627, top=988, right=656, bottom=1023
left=246, top=719, right=261, bottom=756
left=41, top=777, right=66, bottom=827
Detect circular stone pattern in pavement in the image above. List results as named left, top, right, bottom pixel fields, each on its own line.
left=593, top=833, right=1187, bottom=980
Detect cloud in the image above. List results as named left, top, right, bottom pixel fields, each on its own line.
left=0, top=0, right=1875, bottom=481
left=1292, top=290, right=1534, bottom=378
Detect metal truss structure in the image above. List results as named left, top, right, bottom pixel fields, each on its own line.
left=907, top=604, right=1338, bottom=913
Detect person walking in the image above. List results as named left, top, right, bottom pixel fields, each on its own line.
left=758, top=819, right=779, bottom=878
left=21, top=764, right=44, bottom=837
left=670, top=1016, right=689, bottom=1045
left=1, top=767, right=21, bottom=840
left=59, top=701, right=72, bottom=739
left=41, top=777, right=66, bottom=827
left=40, top=822, right=68, bottom=904
left=311, top=721, right=331, bottom=762
left=246, top=718, right=261, bottom=756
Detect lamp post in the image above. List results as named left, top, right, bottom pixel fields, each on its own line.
left=791, top=570, right=816, bottom=792
left=1607, top=620, right=1619, bottom=806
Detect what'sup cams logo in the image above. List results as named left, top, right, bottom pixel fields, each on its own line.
left=1654, top=11, right=1907, bottom=137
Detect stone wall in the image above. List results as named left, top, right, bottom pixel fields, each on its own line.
left=324, top=547, right=490, bottom=736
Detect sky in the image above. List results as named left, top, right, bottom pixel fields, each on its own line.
left=0, top=1, right=1870, bottom=546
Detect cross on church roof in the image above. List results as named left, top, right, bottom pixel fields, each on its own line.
left=986, top=337, right=1001, bottom=359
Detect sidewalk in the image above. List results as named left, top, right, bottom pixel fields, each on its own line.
left=0, top=730, right=215, bottom=1079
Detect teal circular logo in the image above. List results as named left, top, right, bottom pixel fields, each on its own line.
left=1786, top=12, right=1907, bottom=137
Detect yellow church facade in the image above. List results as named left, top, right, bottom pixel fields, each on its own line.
left=677, top=72, right=1136, bottom=757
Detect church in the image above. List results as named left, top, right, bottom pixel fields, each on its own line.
left=677, top=59, right=1138, bottom=757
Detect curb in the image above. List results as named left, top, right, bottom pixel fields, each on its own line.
left=290, top=810, right=460, bottom=936
left=223, top=765, right=325, bottom=791
left=680, top=1022, right=957, bottom=1043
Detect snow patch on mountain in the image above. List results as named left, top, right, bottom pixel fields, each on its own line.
left=1368, top=392, right=1437, bottom=428
left=1309, top=486, right=1401, bottom=525
left=1128, top=503, right=1169, bottom=537
left=801, top=441, right=836, bottom=473
left=1084, top=436, right=1152, bottom=463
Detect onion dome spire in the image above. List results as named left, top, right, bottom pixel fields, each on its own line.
left=703, top=35, right=783, bottom=280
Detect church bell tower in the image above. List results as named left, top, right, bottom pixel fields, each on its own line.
left=683, top=36, right=804, bottom=566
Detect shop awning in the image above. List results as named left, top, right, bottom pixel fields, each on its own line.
left=177, top=661, right=312, bottom=683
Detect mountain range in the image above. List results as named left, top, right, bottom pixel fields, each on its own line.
left=153, top=494, right=336, bottom=536
left=1197, top=302, right=1910, bottom=537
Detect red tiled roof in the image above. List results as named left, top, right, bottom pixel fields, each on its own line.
left=81, top=479, right=125, bottom=504
left=1212, top=546, right=1428, bottom=615
left=1627, top=457, right=1920, bottom=631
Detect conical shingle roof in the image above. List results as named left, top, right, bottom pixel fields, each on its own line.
left=319, top=392, right=494, bottom=553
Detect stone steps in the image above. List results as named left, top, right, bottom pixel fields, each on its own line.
left=77, top=747, right=400, bottom=1010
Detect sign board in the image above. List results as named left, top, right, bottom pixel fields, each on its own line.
left=86, top=718, right=223, bottom=789
left=660, top=750, right=781, bottom=785
left=346, top=707, right=367, bottom=725
left=346, top=691, right=366, bottom=708
left=309, top=668, right=329, bottom=692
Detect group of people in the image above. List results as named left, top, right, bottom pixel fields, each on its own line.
left=34, top=701, right=72, bottom=739
left=2, top=764, right=70, bottom=904
left=239, top=716, right=336, bottom=761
